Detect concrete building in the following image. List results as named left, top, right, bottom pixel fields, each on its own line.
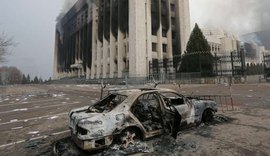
left=202, top=28, right=239, bottom=54
left=202, top=28, right=242, bottom=76
left=53, top=0, right=191, bottom=80
left=202, top=28, right=270, bottom=76
left=243, top=42, right=269, bottom=65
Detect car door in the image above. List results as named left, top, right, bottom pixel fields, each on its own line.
left=160, top=92, right=192, bottom=121
left=130, top=93, right=164, bottom=137
left=156, top=93, right=182, bottom=139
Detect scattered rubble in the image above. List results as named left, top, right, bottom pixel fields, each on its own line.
left=52, top=93, right=65, bottom=97
left=52, top=114, right=233, bottom=156
left=25, top=140, right=46, bottom=150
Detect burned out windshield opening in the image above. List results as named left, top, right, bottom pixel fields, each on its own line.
left=87, top=94, right=127, bottom=113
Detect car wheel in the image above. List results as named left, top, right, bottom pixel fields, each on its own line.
left=119, top=129, right=138, bottom=148
left=202, top=109, right=214, bottom=123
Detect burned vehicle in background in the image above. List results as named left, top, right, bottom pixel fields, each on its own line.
left=68, top=88, right=217, bottom=151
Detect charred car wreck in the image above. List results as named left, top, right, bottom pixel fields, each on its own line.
left=69, top=88, right=217, bottom=151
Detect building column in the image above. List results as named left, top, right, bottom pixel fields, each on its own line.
left=97, top=41, right=102, bottom=79
left=166, top=0, right=174, bottom=74
left=86, top=2, right=92, bottom=79
left=117, top=31, right=124, bottom=78
left=109, top=0, right=117, bottom=78
left=157, top=0, right=164, bottom=76
left=53, top=32, right=59, bottom=80
left=129, top=0, right=147, bottom=78
left=176, top=0, right=191, bottom=55
left=166, top=0, right=173, bottom=59
left=91, top=1, right=98, bottom=79
left=103, top=38, right=109, bottom=78
left=110, top=33, right=117, bottom=78
left=146, top=0, right=152, bottom=76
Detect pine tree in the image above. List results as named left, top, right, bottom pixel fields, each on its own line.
left=180, top=23, right=213, bottom=77
left=22, top=74, right=27, bottom=84
left=26, top=74, right=31, bottom=84
left=33, top=76, right=39, bottom=84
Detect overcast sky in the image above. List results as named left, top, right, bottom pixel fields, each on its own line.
left=0, top=0, right=269, bottom=79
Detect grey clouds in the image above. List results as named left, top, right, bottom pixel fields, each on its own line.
left=190, top=0, right=270, bottom=34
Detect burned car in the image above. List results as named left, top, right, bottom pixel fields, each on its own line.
left=68, top=88, right=217, bottom=151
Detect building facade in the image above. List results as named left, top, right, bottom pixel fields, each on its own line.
left=202, top=28, right=270, bottom=76
left=53, top=0, right=190, bottom=80
left=202, top=28, right=243, bottom=76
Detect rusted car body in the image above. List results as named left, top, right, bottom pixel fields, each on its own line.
left=68, top=88, right=217, bottom=151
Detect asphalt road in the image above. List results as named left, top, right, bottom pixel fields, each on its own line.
left=0, top=84, right=269, bottom=156
left=0, top=85, right=100, bottom=155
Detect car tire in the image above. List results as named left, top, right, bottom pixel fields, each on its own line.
left=202, top=109, right=214, bottom=123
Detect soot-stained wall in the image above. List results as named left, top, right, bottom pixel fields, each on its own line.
left=56, top=1, right=92, bottom=74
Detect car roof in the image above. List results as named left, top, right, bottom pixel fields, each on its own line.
left=107, top=88, right=177, bottom=96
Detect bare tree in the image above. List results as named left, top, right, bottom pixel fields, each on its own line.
left=0, top=32, right=14, bottom=63
left=0, top=66, right=22, bottom=85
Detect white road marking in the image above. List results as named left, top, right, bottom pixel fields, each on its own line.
left=10, top=119, right=18, bottom=123
left=13, top=108, right=28, bottom=112
left=11, top=126, right=23, bottom=130
left=0, top=130, right=70, bottom=148
left=0, top=112, right=68, bottom=126
left=0, top=102, right=80, bottom=114
left=48, top=116, right=59, bottom=120
left=0, top=98, right=62, bottom=107
left=28, top=131, right=39, bottom=135
left=52, top=130, right=70, bottom=136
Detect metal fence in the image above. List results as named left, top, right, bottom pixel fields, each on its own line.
left=149, top=50, right=246, bottom=80
left=53, top=50, right=270, bottom=85
left=186, top=95, right=234, bottom=112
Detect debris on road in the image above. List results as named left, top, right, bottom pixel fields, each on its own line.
left=24, top=140, right=46, bottom=150
left=53, top=114, right=233, bottom=156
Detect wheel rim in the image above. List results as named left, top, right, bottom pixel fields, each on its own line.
left=120, top=131, right=136, bottom=148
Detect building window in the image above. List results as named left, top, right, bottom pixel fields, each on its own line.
left=171, top=4, right=175, bottom=12
left=152, top=30, right=157, bottom=36
left=152, top=43, right=157, bottom=52
left=163, top=44, right=167, bottom=53
left=162, top=29, right=167, bottom=37
left=172, top=31, right=176, bottom=39
left=171, top=17, right=176, bottom=27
